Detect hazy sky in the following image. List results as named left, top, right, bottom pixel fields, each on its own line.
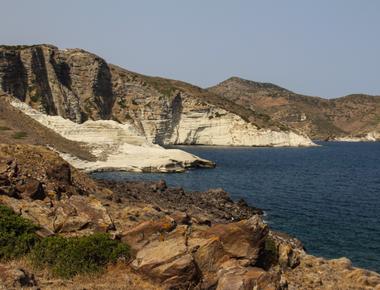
left=1, top=0, right=379, bottom=98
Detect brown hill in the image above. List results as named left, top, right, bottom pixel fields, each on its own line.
left=0, top=93, right=94, bottom=160
left=209, top=77, right=380, bottom=140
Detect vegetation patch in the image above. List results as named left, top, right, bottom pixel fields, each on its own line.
left=0, top=205, right=131, bottom=278
left=0, top=205, right=40, bottom=260
left=12, top=131, right=28, bottom=139
left=30, top=233, right=131, bottom=278
left=0, top=126, right=11, bottom=131
left=256, top=236, right=279, bottom=270
left=117, top=98, right=127, bottom=108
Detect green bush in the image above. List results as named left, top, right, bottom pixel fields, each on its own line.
left=256, top=236, right=279, bottom=270
left=30, top=233, right=131, bottom=278
left=12, top=131, right=28, bottom=139
left=0, top=126, right=11, bottom=131
left=0, top=205, right=131, bottom=278
left=0, top=205, right=40, bottom=260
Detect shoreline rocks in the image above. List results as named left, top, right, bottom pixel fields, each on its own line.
left=0, top=144, right=379, bottom=289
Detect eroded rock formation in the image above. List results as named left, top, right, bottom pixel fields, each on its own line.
left=0, top=45, right=314, bottom=149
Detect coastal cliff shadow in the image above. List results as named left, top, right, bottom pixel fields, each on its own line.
left=155, top=92, right=183, bottom=145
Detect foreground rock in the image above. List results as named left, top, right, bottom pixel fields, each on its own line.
left=0, top=144, right=379, bottom=289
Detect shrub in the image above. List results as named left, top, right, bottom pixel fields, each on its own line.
left=30, top=233, right=131, bottom=278
left=12, top=131, right=28, bottom=139
left=0, top=126, right=11, bottom=131
left=256, top=236, right=279, bottom=270
left=0, top=205, right=40, bottom=260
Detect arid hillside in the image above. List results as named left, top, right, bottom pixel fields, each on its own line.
left=0, top=93, right=94, bottom=160
left=209, top=77, right=380, bottom=140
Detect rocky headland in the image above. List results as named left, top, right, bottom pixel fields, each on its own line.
left=0, top=44, right=314, bottom=172
left=0, top=144, right=379, bottom=289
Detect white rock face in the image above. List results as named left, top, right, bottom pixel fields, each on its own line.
left=141, top=98, right=315, bottom=147
left=10, top=99, right=214, bottom=172
left=334, top=131, right=380, bottom=142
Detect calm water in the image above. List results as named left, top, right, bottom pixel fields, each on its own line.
left=93, top=142, right=380, bottom=272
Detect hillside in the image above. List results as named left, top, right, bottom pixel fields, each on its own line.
left=0, top=93, right=94, bottom=160
left=0, top=44, right=313, bottom=148
left=209, top=77, right=380, bottom=140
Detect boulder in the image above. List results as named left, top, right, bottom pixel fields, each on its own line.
left=131, top=226, right=200, bottom=288
left=216, top=265, right=278, bottom=290
left=0, top=194, right=114, bottom=236
left=200, top=216, right=268, bottom=263
left=17, top=178, right=46, bottom=200
left=122, top=215, right=176, bottom=250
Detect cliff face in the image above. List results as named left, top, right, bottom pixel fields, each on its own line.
left=209, top=77, right=380, bottom=141
left=0, top=45, right=313, bottom=147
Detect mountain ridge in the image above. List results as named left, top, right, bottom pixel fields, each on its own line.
left=209, top=76, right=380, bottom=140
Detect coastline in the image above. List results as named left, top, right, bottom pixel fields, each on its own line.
left=0, top=143, right=379, bottom=289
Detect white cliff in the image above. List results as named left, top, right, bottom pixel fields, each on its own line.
left=0, top=45, right=315, bottom=150
left=10, top=99, right=215, bottom=172
left=141, top=97, right=315, bottom=147
left=333, top=131, right=380, bottom=142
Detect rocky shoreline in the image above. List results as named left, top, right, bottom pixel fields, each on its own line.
left=0, top=144, right=379, bottom=289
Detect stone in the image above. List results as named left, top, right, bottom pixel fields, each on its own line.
left=216, top=266, right=278, bottom=290
left=204, top=216, right=268, bottom=263
left=122, top=216, right=176, bottom=250
left=131, top=229, right=200, bottom=288
left=18, top=178, right=45, bottom=200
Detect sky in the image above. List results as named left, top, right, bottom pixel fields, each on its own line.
left=1, top=0, right=379, bottom=98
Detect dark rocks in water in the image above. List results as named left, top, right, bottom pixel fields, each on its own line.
left=97, top=179, right=262, bottom=224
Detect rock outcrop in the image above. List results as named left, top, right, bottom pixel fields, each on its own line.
left=209, top=77, right=380, bottom=141
left=7, top=95, right=215, bottom=173
left=0, top=143, right=379, bottom=289
left=331, top=131, right=380, bottom=142
left=0, top=44, right=314, bottom=149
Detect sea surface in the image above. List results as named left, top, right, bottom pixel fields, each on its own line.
left=92, top=142, right=380, bottom=272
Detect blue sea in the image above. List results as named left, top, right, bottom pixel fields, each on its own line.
left=93, top=142, right=380, bottom=272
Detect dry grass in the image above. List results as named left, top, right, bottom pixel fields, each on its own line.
left=1, top=259, right=162, bottom=290
left=0, top=96, right=95, bottom=161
